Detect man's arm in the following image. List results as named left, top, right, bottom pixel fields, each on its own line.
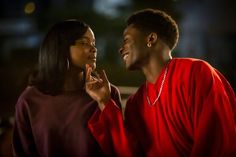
left=189, top=61, right=236, bottom=157
left=88, top=98, right=134, bottom=157
left=85, top=65, right=137, bottom=157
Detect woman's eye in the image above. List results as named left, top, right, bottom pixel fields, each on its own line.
left=81, top=42, right=87, bottom=45
left=80, top=42, right=89, bottom=46
left=76, top=41, right=95, bottom=47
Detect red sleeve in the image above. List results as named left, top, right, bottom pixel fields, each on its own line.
left=189, top=61, right=236, bottom=157
left=88, top=99, right=133, bottom=157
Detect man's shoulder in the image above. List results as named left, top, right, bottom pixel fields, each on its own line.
left=110, top=84, right=120, bottom=94
left=126, top=83, right=145, bottom=103
left=174, top=57, right=207, bottom=64
left=173, top=57, right=213, bottom=72
left=175, top=57, right=210, bottom=65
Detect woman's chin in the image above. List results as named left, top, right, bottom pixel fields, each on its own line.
left=89, top=63, right=96, bottom=70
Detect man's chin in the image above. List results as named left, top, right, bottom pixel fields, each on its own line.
left=126, top=63, right=139, bottom=71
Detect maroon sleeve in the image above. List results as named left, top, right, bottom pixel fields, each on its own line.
left=12, top=95, right=40, bottom=157
left=189, top=61, right=236, bottom=157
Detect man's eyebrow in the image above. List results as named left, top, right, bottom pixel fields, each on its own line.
left=123, top=34, right=130, bottom=39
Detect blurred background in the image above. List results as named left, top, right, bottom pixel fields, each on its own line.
left=0, top=0, right=235, bottom=156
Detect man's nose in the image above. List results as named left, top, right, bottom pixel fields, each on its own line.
left=119, top=47, right=124, bottom=54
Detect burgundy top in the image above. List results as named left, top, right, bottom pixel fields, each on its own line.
left=13, top=85, right=121, bottom=157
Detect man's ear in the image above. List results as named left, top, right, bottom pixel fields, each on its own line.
left=147, top=32, right=158, bottom=44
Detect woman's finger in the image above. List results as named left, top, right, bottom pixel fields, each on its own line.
left=85, top=64, right=92, bottom=82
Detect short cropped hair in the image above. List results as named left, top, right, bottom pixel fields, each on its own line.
left=126, top=8, right=179, bottom=50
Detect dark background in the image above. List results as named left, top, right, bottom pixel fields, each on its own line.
left=0, top=0, right=236, bottom=116
left=0, top=0, right=235, bottom=121
left=0, top=0, right=235, bottom=156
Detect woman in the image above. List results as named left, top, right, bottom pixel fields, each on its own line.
left=12, top=20, right=121, bottom=157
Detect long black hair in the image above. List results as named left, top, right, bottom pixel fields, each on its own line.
left=30, top=20, right=89, bottom=94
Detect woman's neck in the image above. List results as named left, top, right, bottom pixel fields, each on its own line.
left=63, top=69, right=85, bottom=93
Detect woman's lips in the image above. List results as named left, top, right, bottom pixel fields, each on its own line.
left=88, top=54, right=96, bottom=61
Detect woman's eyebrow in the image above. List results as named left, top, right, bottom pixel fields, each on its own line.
left=77, top=37, right=95, bottom=42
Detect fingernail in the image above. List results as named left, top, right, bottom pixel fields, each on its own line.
left=86, top=64, right=89, bottom=69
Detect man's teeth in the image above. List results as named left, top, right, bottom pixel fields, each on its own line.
left=123, top=54, right=128, bottom=60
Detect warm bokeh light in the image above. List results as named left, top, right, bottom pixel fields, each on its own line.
left=24, top=2, right=36, bottom=14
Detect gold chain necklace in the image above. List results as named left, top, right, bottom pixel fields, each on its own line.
left=145, top=65, right=168, bottom=106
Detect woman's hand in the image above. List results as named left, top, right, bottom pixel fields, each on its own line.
left=85, top=64, right=111, bottom=111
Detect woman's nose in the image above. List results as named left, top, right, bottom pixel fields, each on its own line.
left=91, top=46, right=97, bottom=53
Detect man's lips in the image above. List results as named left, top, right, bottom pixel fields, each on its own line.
left=121, top=51, right=129, bottom=60
left=123, top=54, right=129, bottom=61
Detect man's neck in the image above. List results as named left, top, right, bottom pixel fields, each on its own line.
left=142, top=52, right=172, bottom=84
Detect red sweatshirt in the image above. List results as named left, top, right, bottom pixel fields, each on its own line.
left=89, top=58, right=236, bottom=157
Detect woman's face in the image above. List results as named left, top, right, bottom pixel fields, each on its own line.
left=70, top=27, right=97, bottom=70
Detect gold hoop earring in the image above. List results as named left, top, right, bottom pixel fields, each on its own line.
left=147, top=43, right=152, bottom=47
left=67, top=59, right=70, bottom=70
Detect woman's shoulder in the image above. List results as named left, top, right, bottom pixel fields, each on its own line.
left=16, top=86, right=44, bottom=104
left=19, top=86, right=39, bottom=97
left=15, top=86, right=36, bottom=109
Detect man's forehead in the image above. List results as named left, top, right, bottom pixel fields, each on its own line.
left=123, top=25, right=133, bottom=36
left=123, top=25, right=142, bottom=38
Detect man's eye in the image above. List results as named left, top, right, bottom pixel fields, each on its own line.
left=124, top=38, right=129, bottom=43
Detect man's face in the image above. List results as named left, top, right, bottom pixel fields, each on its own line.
left=119, top=25, right=148, bottom=70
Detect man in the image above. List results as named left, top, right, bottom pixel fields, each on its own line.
left=85, top=9, right=236, bottom=157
